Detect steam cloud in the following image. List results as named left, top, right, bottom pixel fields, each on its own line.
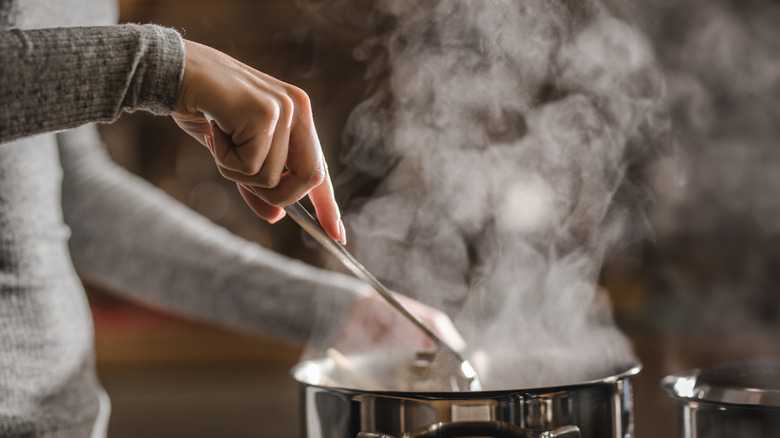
left=630, top=0, right=780, bottom=338
left=326, top=0, right=668, bottom=389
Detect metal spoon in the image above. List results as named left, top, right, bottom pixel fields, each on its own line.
left=284, top=201, right=482, bottom=392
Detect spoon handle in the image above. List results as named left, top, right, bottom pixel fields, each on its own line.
left=283, top=202, right=443, bottom=346
left=284, top=201, right=482, bottom=391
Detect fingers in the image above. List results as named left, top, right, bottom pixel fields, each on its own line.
left=209, top=118, right=272, bottom=176
left=211, top=102, right=338, bottom=238
left=258, top=99, right=292, bottom=187
left=201, top=78, right=323, bottom=205
left=307, top=163, right=344, bottom=244
left=209, top=95, right=292, bottom=188
left=172, top=40, right=343, bottom=238
left=396, top=294, right=467, bottom=353
left=334, top=293, right=464, bottom=354
left=265, top=89, right=343, bottom=242
left=250, top=88, right=323, bottom=204
left=334, top=294, right=434, bottom=353
left=237, top=183, right=285, bottom=223
left=247, top=88, right=345, bottom=242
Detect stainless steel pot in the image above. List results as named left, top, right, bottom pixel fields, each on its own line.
left=662, top=358, right=780, bottom=438
left=292, top=352, right=641, bottom=438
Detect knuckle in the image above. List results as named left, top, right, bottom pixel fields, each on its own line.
left=252, top=172, right=281, bottom=189
left=250, top=102, right=280, bottom=131
left=237, top=160, right=263, bottom=176
left=216, top=160, right=255, bottom=183
left=243, top=93, right=280, bottom=127
left=308, top=164, right=327, bottom=187
left=286, top=86, right=311, bottom=110
left=278, top=93, right=294, bottom=113
left=267, top=100, right=282, bottom=124
left=281, top=99, right=295, bottom=125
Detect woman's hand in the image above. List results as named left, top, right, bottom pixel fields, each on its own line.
left=171, top=40, right=345, bottom=243
left=333, top=291, right=467, bottom=354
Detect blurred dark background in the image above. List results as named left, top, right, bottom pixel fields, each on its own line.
left=91, top=1, right=780, bottom=437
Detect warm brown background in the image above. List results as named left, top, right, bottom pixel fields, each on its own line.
left=90, top=1, right=780, bottom=437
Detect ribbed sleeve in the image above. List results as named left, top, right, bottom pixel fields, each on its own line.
left=58, top=125, right=367, bottom=348
left=0, top=24, right=184, bottom=143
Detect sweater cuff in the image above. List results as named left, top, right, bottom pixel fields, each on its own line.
left=123, top=24, right=185, bottom=115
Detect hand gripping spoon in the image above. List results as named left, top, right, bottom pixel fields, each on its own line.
left=284, top=201, right=482, bottom=392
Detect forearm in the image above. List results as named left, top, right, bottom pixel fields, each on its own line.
left=58, top=125, right=365, bottom=346
left=0, top=24, right=183, bottom=143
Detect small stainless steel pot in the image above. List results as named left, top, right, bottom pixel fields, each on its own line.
left=662, top=358, right=780, bottom=438
left=292, top=352, right=641, bottom=438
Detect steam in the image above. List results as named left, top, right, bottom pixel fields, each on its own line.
left=633, top=0, right=780, bottom=335
left=328, top=0, right=668, bottom=389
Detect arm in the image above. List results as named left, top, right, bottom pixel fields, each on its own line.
left=58, top=125, right=465, bottom=352
left=5, top=22, right=461, bottom=350
left=0, top=25, right=342, bottom=241
left=58, top=124, right=363, bottom=346
left=171, top=40, right=344, bottom=242
left=0, top=25, right=182, bottom=142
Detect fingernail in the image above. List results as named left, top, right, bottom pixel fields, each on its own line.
left=338, top=218, right=347, bottom=246
left=268, top=209, right=286, bottom=224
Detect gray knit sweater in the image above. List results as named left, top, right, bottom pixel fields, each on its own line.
left=0, top=0, right=364, bottom=436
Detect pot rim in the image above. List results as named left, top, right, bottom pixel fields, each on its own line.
left=292, top=357, right=641, bottom=398
left=662, top=358, right=780, bottom=408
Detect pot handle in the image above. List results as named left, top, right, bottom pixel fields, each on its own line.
left=538, top=425, right=581, bottom=438
left=405, top=421, right=525, bottom=437
left=395, top=421, right=581, bottom=438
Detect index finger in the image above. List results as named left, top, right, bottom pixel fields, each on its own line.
left=248, top=132, right=323, bottom=207
left=251, top=144, right=343, bottom=242
left=252, top=90, right=343, bottom=241
left=306, top=161, right=344, bottom=244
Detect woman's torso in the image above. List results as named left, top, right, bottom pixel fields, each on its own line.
left=0, top=0, right=116, bottom=435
